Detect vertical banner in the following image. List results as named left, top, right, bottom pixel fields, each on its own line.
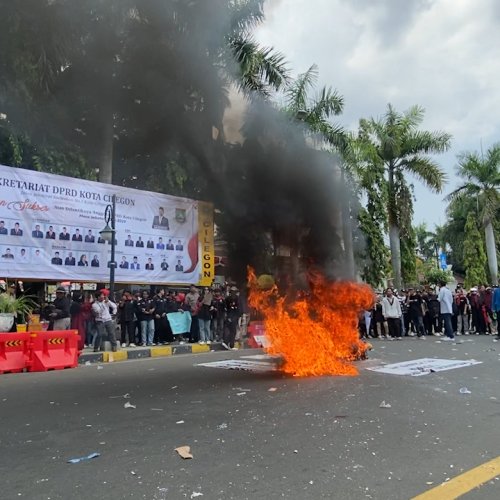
left=198, top=201, right=215, bottom=286
left=0, top=164, right=214, bottom=285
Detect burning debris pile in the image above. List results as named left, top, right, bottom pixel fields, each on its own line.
left=248, top=268, right=374, bottom=377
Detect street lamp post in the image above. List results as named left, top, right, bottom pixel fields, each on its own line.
left=99, top=194, right=117, bottom=300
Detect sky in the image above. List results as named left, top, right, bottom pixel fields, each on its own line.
left=254, top=0, right=500, bottom=228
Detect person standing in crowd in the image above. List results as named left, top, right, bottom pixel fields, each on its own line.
left=198, top=287, right=215, bottom=344
left=70, top=292, right=87, bottom=350
left=438, top=280, right=454, bottom=340
left=92, top=289, right=118, bottom=352
left=482, top=286, right=495, bottom=335
left=138, top=290, right=155, bottom=346
left=426, top=291, right=442, bottom=336
left=372, top=294, right=388, bottom=339
left=493, top=286, right=500, bottom=340
left=153, top=289, right=169, bottom=345
left=397, top=289, right=409, bottom=336
left=222, top=286, right=242, bottom=349
left=50, top=286, right=71, bottom=330
left=118, top=291, right=136, bottom=347
left=407, top=288, right=426, bottom=338
left=455, top=288, right=470, bottom=335
left=184, top=285, right=200, bottom=343
left=211, top=289, right=226, bottom=341
left=469, top=287, right=485, bottom=334
left=382, top=288, right=402, bottom=340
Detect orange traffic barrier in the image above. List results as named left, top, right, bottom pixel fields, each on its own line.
left=29, top=330, right=80, bottom=372
left=0, top=332, right=32, bottom=374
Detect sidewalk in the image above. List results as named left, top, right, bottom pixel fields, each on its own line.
left=79, top=341, right=248, bottom=364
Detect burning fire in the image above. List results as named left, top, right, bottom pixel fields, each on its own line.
left=247, top=268, right=374, bottom=377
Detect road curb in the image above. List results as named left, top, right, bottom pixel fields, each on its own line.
left=79, top=342, right=246, bottom=364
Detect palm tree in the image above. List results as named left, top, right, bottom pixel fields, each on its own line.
left=446, top=144, right=500, bottom=284
left=360, top=104, right=451, bottom=288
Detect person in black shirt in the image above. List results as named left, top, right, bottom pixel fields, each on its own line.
left=222, top=287, right=241, bottom=350
left=118, top=291, right=137, bottom=347
left=407, top=289, right=426, bottom=338
left=153, top=289, right=170, bottom=345
left=50, top=286, right=71, bottom=330
left=138, top=290, right=155, bottom=346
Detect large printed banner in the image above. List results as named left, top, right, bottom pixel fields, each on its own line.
left=0, top=164, right=214, bottom=285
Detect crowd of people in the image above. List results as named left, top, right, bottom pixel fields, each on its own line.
left=47, top=284, right=245, bottom=353
left=361, top=282, right=500, bottom=342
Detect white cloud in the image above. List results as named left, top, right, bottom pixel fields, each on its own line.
left=255, top=0, right=500, bottom=227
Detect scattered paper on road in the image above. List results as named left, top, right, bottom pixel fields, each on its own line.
left=197, top=359, right=276, bottom=372
left=190, top=492, right=203, bottom=498
left=379, top=401, right=392, bottom=408
left=175, top=446, right=193, bottom=459
left=367, top=358, right=482, bottom=376
left=124, top=402, right=136, bottom=409
left=268, top=387, right=277, bottom=392
left=176, top=420, right=185, bottom=424
left=67, top=452, right=100, bottom=464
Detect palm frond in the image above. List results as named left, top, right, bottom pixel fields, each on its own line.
left=400, top=156, right=446, bottom=193
left=402, top=130, right=451, bottom=156
left=230, top=36, right=289, bottom=95
left=309, top=86, right=344, bottom=119
left=285, top=64, right=318, bottom=112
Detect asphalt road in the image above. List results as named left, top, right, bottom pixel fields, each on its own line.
left=1, top=336, right=500, bottom=500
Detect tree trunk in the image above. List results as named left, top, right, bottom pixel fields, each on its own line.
left=389, top=223, right=402, bottom=289
left=97, top=112, right=114, bottom=184
left=484, top=220, right=498, bottom=285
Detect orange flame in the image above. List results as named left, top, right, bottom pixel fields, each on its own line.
left=247, top=268, right=374, bottom=377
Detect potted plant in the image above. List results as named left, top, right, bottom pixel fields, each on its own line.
left=0, top=294, right=38, bottom=332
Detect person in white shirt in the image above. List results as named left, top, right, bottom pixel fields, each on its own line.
left=382, top=288, right=402, bottom=340
left=438, top=281, right=454, bottom=340
left=91, top=289, right=118, bottom=352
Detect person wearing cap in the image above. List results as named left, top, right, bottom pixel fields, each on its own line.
left=91, top=289, right=118, bottom=352
left=222, top=286, right=242, bottom=350
left=50, top=287, right=71, bottom=330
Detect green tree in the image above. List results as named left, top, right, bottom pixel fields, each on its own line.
left=359, top=104, right=451, bottom=289
left=446, top=144, right=500, bottom=284
left=463, top=213, right=488, bottom=288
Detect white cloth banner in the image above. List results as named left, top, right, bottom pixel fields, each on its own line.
left=0, top=164, right=203, bottom=284
left=366, top=357, right=482, bottom=376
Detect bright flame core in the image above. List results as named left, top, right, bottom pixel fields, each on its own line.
left=247, top=268, right=374, bottom=377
